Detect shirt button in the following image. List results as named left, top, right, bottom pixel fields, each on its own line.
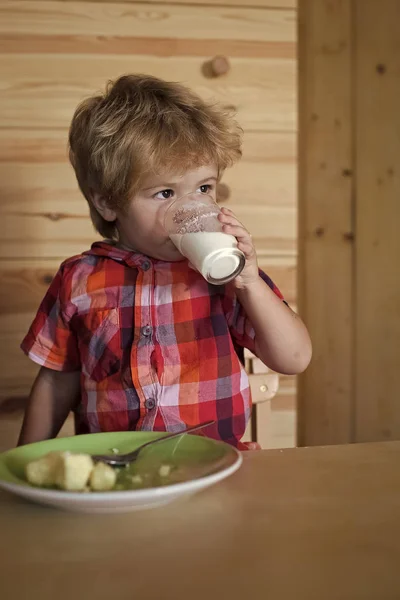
left=145, top=398, right=156, bottom=410
left=142, top=325, right=152, bottom=337
left=142, top=260, right=151, bottom=271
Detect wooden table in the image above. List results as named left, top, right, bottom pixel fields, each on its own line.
left=1, top=442, right=400, bottom=600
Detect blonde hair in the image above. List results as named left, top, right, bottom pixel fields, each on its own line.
left=68, top=74, right=242, bottom=238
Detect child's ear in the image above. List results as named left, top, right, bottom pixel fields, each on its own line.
left=91, top=192, right=117, bottom=222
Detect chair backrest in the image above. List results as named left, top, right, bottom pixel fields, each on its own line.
left=242, top=349, right=280, bottom=448
left=244, top=349, right=280, bottom=404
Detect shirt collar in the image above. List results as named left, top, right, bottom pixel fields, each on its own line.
left=83, top=241, right=152, bottom=269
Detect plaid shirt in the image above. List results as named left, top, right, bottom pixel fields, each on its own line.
left=22, top=242, right=284, bottom=447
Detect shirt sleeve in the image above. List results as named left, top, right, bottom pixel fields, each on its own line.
left=223, top=268, right=287, bottom=355
left=21, top=265, right=80, bottom=372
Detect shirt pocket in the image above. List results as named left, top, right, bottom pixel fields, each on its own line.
left=78, top=308, right=121, bottom=382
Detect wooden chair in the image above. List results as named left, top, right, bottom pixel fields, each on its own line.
left=244, top=349, right=280, bottom=448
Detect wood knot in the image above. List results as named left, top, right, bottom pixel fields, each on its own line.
left=315, top=227, right=325, bottom=237
left=342, top=168, right=352, bottom=177
left=202, top=56, right=230, bottom=78
left=42, top=274, right=54, bottom=285
left=376, top=63, right=386, bottom=75
left=343, top=231, right=354, bottom=242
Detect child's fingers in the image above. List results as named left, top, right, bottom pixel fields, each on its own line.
left=218, top=213, right=241, bottom=227
left=220, top=206, right=235, bottom=216
left=219, top=210, right=256, bottom=254
left=222, top=223, right=252, bottom=241
left=237, top=239, right=255, bottom=257
left=219, top=208, right=241, bottom=225
left=219, top=212, right=253, bottom=242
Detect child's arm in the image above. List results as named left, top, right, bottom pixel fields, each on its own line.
left=219, top=207, right=312, bottom=375
left=235, top=281, right=311, bottom=374
left=18, top=367, right=80, bottom=446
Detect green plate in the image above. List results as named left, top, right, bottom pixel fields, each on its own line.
left=0, top=432, right=242, bottom=513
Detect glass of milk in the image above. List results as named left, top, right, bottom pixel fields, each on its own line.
left=164, top=193, right=246, bottom=285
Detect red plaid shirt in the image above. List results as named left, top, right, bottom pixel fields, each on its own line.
left=22, top=242, right=284, bottom=447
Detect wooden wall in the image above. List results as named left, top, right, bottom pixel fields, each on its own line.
left=298, top=0, right=400, bottom=445
left=0, top=0, right=297, bottom=450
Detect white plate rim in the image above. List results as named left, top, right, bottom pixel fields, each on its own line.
left=0, top=447, right=242, bottom=507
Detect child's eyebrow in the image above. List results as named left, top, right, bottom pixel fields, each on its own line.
left=142, top=175, right=217, bottom=192
left=142, top=182, right=176, bottom=191
left=197, top=176, right=217, bottom=185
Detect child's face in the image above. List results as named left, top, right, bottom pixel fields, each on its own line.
left=115, top=164, right=219, bottom=261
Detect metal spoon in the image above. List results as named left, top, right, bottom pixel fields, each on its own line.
left=91, top=421, right=215, bottom=467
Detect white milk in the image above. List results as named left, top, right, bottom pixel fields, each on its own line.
left=170, top=231, right=244, bottom=283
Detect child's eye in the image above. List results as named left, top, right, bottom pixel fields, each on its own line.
left=155, top=189, right=174, bottom=200
left=197, top=184, right=212, bottom=194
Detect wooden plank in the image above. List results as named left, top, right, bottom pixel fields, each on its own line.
left=0, top=336, right=39, bottom=401
left=0, top=259, right=45, bottom=397
left=254, top=400, right=272, bottom=448
left=242, top=417, right=252, bottom=444
left=270, top=374, right=297, bottom=447
left=0, top=34, right=295, bottom=60
left=0, top=129, right=297, bottom=163
left=0, top=414, right=24, bottom=452
left=0, top=258, right=60, bottom=318
left=0, top=130, right=296, bottom=208
left=0, top=55, right=295, bottom=132
left=0, top=130, right=297, bottom=258
left=0, top=128, right=296, bottom=163
left=254, top=382, right=296, bottom=449
left=354, top=0, right=400, bottom=442
left=0, top=1, right=296, bottom=42
left=279, top=373, right=296, bottom=396
left=269, top=393, right=296, bottom=448
left=297, top=0, right=354, bottom=446
left=47, top=0, right=296, bottom=8
left=0, top=130, right=69, bottom=163
left=243, top=388, right=296, bottom=449
left=0, top=133, right=296, bottom=208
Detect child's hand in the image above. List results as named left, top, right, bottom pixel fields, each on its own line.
left=218, top=207, right=259, bottom=289
left=242, top=441, right=261, bottom=451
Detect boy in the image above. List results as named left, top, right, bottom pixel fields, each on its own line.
left=19, top=75, right=311, bottom=449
